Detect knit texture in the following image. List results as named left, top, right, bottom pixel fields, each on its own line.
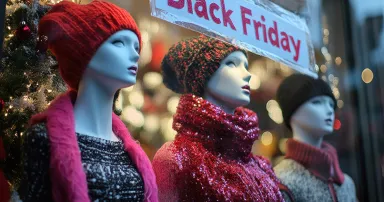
left=274, top=139, right=358, bottom=202
left=18, top=123, right=145, bottom=201
left=161, top=35, right=246, bottom=96
left=152, top=94, right=284, bottom=202
left=29, top=91, right=158, bottom=202
left=38, top=0, right=141, bottom=91
left=274, top=159, right=357, bottom=202
left=276, top=74, right=336, bottom=129
left=285, top=139, right=344, bottom=184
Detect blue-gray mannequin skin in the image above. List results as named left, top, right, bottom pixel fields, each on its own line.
left=290, top=96, right=335, bottom=148
left=204, top=51, right=252, bottom=114
left=73, top=30, right=140, bottom=141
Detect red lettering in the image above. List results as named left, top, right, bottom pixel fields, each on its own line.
left=220, top=0, right=236, bottom=31
left=268, top=21, right=279, bottom=48
left=209, top=3, right=221, bottom=24
left=261, top=16, right=267, bottom=43
left=280, top=32, right=291, bottom=52
left=240, top=6, right=252, bottom=35
left=253, top=20, right=262, bottom=40
left=290, top=36, right=301, bottom=61
left=168, top=0, right=184, bottom=9
left=187, top=0, right=193, bottom=14
left=195, top=0, right=209, bottom=20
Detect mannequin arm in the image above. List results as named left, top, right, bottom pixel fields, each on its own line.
left=18, top=124, right=52, bottom=202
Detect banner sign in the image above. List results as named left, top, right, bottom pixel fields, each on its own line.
left=150, top=0, right=317, bottom=77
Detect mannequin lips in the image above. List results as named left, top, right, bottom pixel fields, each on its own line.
left=242, top=85, right=250, bottom=94
left=128, top=66, right=138, bottom=75
left=325, top=118, right=333, bottom=125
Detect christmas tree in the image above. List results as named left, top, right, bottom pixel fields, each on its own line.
left=0, top=0, right=66, bottom=197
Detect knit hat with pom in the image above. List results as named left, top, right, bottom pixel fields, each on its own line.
left=161, top=35, right=246, bottom=96
left=38, top=0, right=141, bottom=91
left=276, top=74, right=337, bottom=129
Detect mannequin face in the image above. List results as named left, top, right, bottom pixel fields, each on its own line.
left=290, top=95, right=335, bottom=137
left=205, top=51, right=251, bottom=110
left=86, top=30, right=140, bottom=90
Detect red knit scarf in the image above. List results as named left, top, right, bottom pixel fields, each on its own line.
left=171, top=94, right=284, bottom=202
left=286, top=139, right=345, bottom=184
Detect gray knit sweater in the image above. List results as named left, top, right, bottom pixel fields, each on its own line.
left=274, top=159, right=358, bottom=202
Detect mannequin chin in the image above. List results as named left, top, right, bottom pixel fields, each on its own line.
left=290, top=95, right=335, bottom=147
left=86, top=30, right=140, bottom=91
left=74, top=30, right=140, bottom=141
left=203, top=51, right=252, bottom=114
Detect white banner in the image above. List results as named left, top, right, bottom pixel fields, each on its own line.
left=150, top=0, right=317, bottom=78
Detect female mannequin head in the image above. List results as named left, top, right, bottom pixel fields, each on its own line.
left=84, top=30, right=140, bottom=92
left=38, top=0, right=142, bottom=138
left=277, top=74, right=336, bottom=147
left=38, top=0, right=141, bottom=93
left=162, top=35, right=251, bottom=113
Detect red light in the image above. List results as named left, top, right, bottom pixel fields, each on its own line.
left=334, top=119, right=341, bottom=130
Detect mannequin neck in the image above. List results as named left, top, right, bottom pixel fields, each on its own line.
left=203, top=93, right=235, bottom=114
left=291, top=125, right=323, bottom=148
left=73, top=75, right=120, bottom=141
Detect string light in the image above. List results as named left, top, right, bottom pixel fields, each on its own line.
left=278, top=138, right=288, bottom=153
left=323, top=29, right=329, bottom=36
left=337, top=100, right=344, bottom=108
left=362, top=68, right=374, bottom=84
left=260, top=131, right=273, bottom=146
left=143, top=72, right=162, bottom=90
left=335, top=57, right=342, bottom=66
left=320, top=64, right=327, bottom=73
left=167, top=96, right=180, bottom=114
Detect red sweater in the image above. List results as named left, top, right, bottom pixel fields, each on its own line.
left=153, top=94, right=284, bottom=202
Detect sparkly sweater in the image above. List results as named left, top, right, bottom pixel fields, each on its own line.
left=274, top=139, right=358, bottom=202
left=19, top=91, right=158, bottom=202
left=18, top=123, right=145, bottom=202
left=152, top=94, right=284, bottom=202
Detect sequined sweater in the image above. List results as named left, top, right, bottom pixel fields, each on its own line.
left=18, top=123, right=145, bottom=202
left=152, top=94, right=284, bottom=202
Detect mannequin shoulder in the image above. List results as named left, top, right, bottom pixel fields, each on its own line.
left=274, top=159, right=312, bottom=186
left=274, top=159, right=307, bottom=176
left=342, top=173, right=358, bottom=192
left=153, top=142, right=177, bottom=165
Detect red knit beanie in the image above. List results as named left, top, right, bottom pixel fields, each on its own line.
left=161, top=35, right=246, bottom=96
left=38, top=0, right=141, bottom=91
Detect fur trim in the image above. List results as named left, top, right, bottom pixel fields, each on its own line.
left=29, top=91, right=158, bottom=202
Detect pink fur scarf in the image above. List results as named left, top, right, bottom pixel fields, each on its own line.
left=29, top=91, right=158, bottom=202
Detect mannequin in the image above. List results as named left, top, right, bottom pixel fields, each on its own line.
left=17, top=1, right=158, bottom=202
left=274, top=74, right=358, bottom=202
left=152, top=35, right=284, bottom=202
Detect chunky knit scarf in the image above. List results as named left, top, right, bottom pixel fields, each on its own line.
left=169, top=94, right=284, bottom=201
